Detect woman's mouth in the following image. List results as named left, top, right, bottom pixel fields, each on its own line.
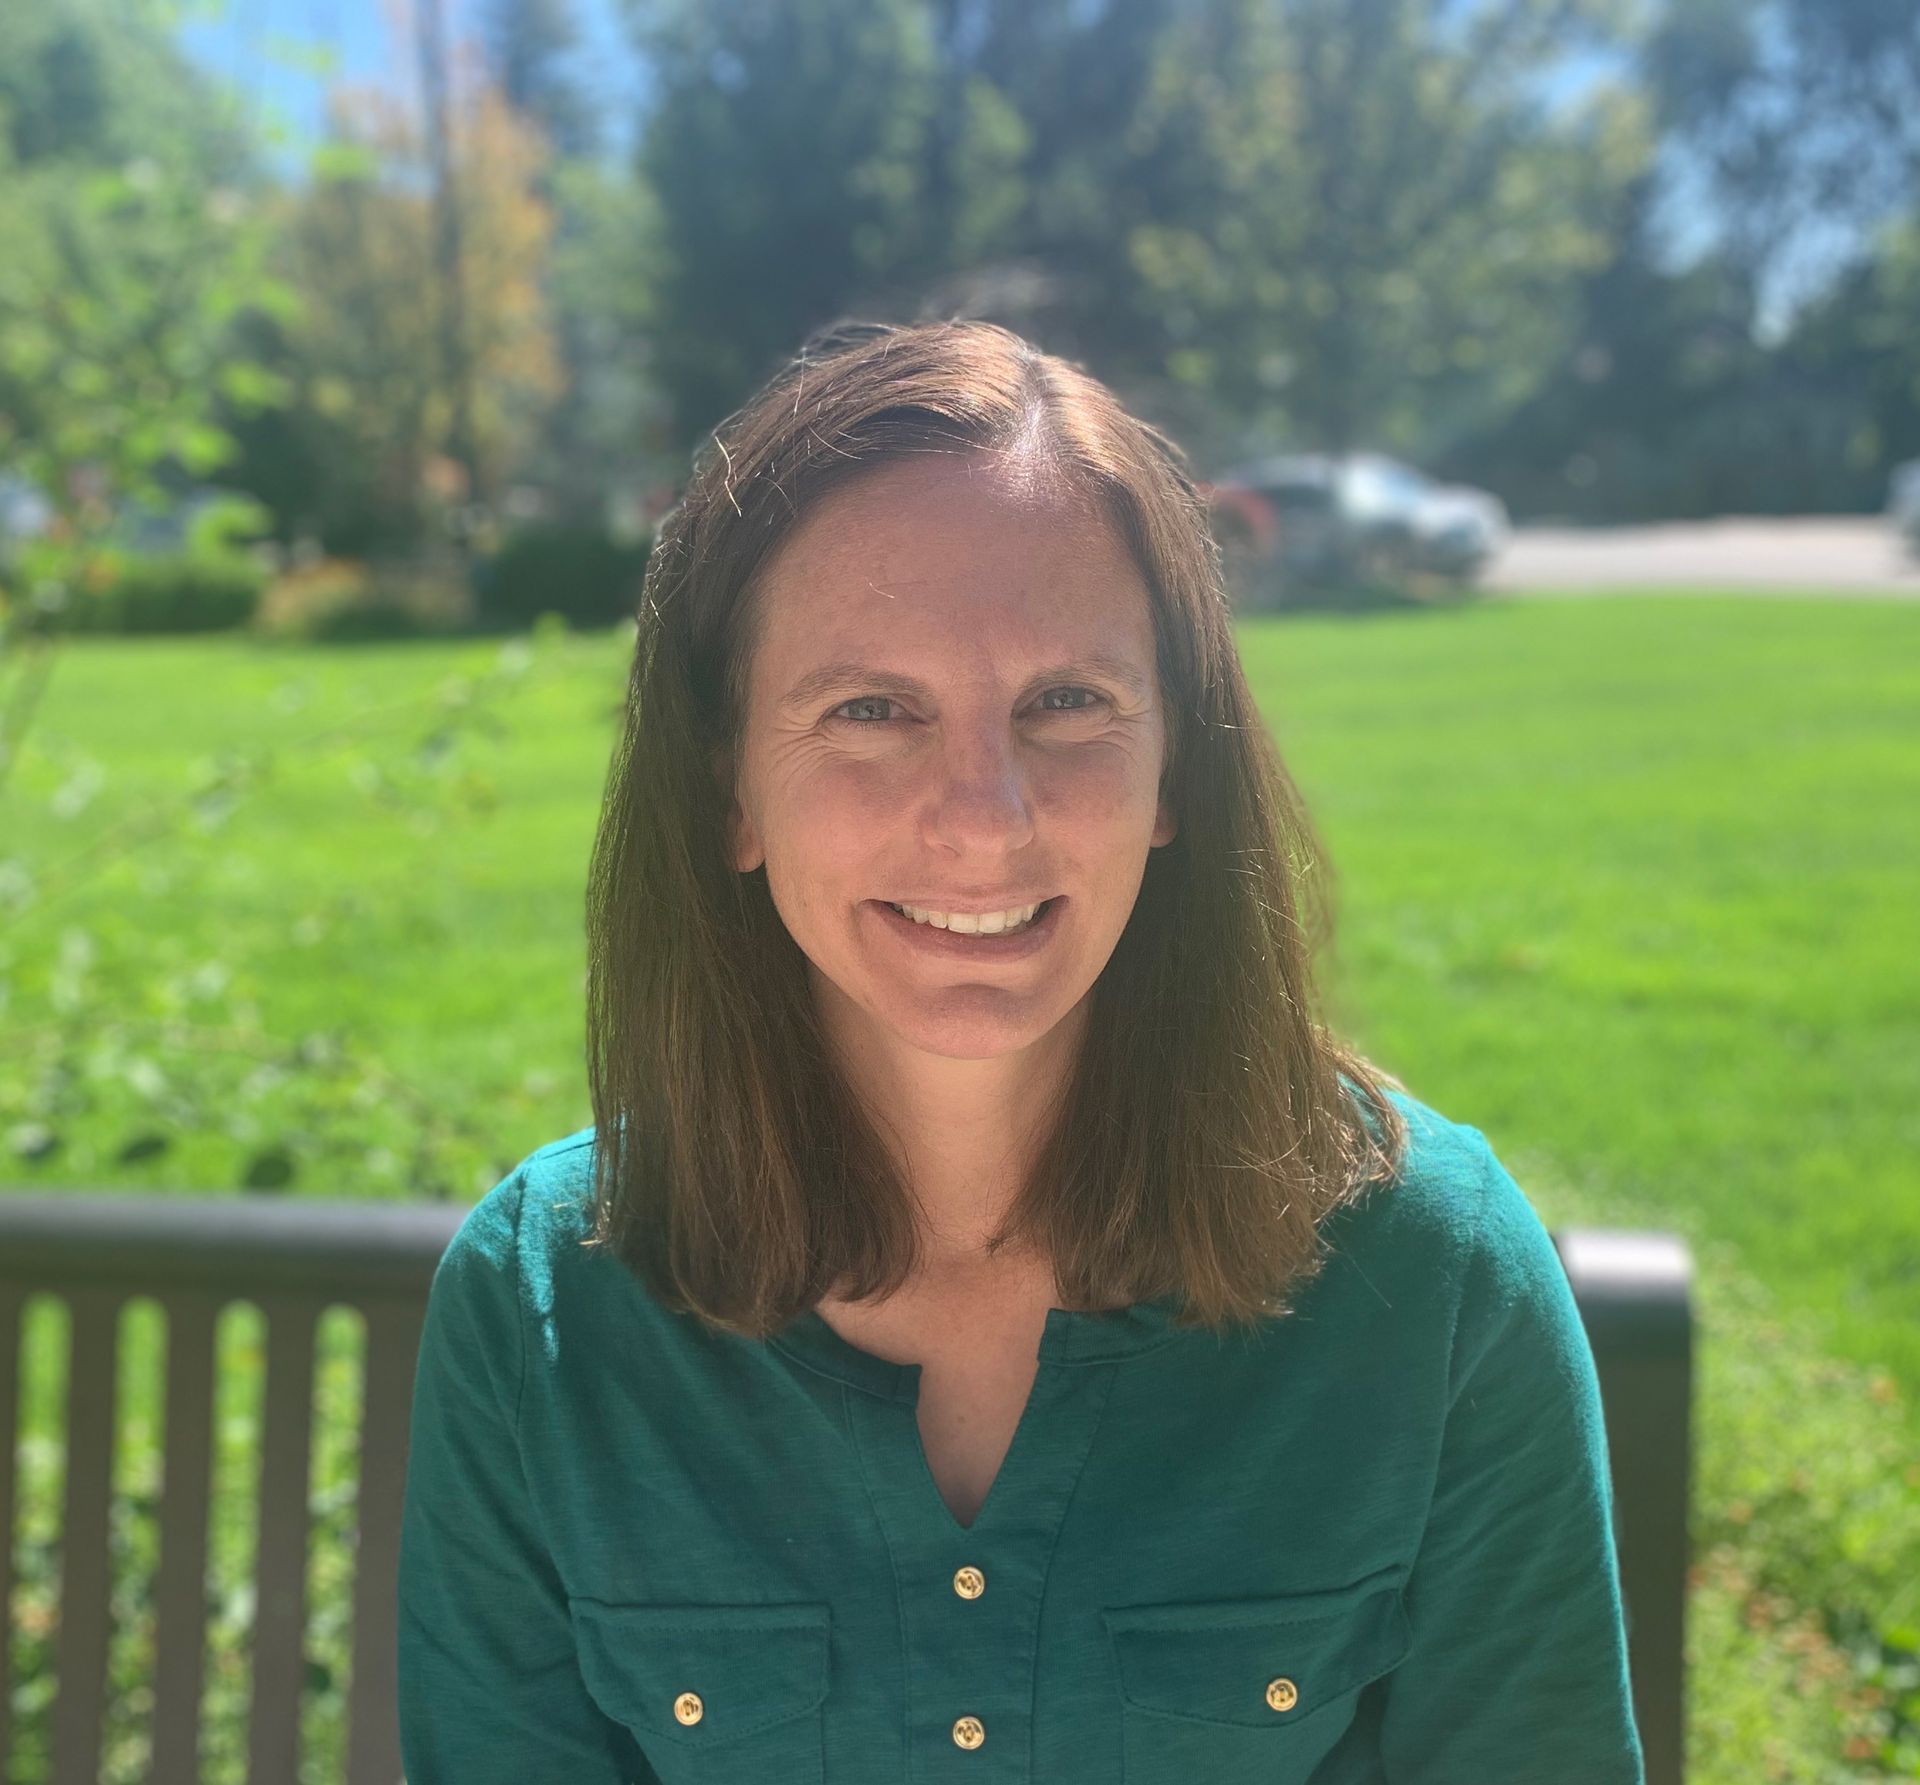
left=870, top=896, right=1063, bottom=956
left=884, top=897, right=1053, bottom=935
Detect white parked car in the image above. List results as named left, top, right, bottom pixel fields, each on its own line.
left=1205, top=452, right=1510, bottom=604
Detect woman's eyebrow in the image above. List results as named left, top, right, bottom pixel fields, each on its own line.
left=781, top=654, right=1150, bottom=711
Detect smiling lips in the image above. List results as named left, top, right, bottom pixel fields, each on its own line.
left=886, top=899, right=1050, bottom=934
left=883, top=890, right=1067, bottom=932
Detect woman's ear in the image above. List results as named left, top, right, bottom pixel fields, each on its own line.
left=1151, top=720, right=1178, bottom=847
left=712, top=746, right=765, bottom=873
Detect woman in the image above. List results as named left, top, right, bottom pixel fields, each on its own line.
left=397, top=319, right=1644, bottom=1783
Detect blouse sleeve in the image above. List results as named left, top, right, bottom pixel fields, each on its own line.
left=397, top=1167, right=653, bottom=1784
left=1377, top=1129, right=1647, bottom=1782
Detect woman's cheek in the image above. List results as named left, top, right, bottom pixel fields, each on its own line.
left=1038, top=743, right=1157, bottom=831
left=763, top=745, right=888, bottom=837
left=820, top=754, right=915, bottom=832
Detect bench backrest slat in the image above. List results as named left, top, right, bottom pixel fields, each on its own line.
left=52, top=1286, right=119, bottom=1785
left=152, top=1294, right=217, bottom=1785
left=347, top=1298, right=425, bottom=1785
left=0, top=1288, right=20, bottom=1776
left=249, top=1294, right=321, bottom=1785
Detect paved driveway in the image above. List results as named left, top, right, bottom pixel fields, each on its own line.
left=1484, top=517, right=1920, bottom=596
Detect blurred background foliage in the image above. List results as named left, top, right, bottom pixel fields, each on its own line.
left=0, top=0, right=1916, bottom=640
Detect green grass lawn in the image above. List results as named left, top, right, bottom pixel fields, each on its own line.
left=1237, top=596, right=1920, bottom=1395
left=4, top=594, right=1918, bottom=1778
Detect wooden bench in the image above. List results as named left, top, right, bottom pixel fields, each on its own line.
left=0, top=1195, right=1692, bottom=1783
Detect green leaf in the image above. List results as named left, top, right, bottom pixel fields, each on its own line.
left=186, top=494, right=274, bottom=554
left=116, top=1132, right=173, bottom=1165
left=241, top=1146, right=296, bottom=1192
left=173, top=420, right=236, bottom=477
left=264, top=34, right=341, bottom=81
left=215, top=361, right=294, bottom=412
left=309, top=141, right=382, bottom=184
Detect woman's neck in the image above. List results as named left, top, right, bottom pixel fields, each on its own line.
left=814, top=976, right=1088, bottom=1274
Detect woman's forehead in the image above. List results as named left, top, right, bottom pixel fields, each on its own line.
left=773, top=452, right=1112, bottom=564
left=751, top=559, right=1156, bottom=711
left=755, top=460, right=1146, bottom=632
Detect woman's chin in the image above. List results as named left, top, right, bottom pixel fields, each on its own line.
left=803, top=952, right=1093, bottom=1063
left=872, top=986, right=1090, bottom=1064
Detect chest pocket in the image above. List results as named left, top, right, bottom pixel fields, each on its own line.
left=568, top=1597, right=830, bottom=1785
left=1100, top=1560, right=1411, bottom=1785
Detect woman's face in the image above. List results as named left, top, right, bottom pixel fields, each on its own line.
left=726, top=452, right=1177, bottom=1064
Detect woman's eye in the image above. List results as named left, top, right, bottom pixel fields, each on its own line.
left=831, top=695, right=899, bottom=724
left=830, top=688, right=1106, bottom=725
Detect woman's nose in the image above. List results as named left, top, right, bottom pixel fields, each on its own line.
left=924, top=728, right=1036, bottom=854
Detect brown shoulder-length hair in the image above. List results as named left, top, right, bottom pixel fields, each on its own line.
left=582, top=317, right=1408, bottom=1339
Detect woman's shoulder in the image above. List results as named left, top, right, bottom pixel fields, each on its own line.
left=1329, top=1086, right=1568, bottom=1299
left=514, top=1122, right=601, bottom=1225
left=434, top=1125, right=602, bottom=1304
left=1288, top=1090, right=1591, bottom=1409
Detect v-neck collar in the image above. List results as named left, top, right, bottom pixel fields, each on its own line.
left=766, top=1295, right=1188, bottom=1401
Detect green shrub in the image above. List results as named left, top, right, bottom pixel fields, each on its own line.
left=25, top=554, right=265, bottom=635
left=474, top=523, right=651, bottom=631
left=253, top=558, right=470, bottom=643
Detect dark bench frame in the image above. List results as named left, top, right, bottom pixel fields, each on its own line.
left=0, top=1196, right=1691, bottom=1784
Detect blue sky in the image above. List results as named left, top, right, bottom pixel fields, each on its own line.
left=176, top=0, right=644, bottom=162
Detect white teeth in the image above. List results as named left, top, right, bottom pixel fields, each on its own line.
left=888, top=900, right=1045, bottom=934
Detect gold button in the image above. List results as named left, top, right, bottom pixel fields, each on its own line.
left=951, top=1715, right=985, bottom=1750
left=673, top=1690, right=704, bottom=1726
left=953, top=1565, right=986, bottom=1599
left=1265, top=1677, right=1298, bottom=1713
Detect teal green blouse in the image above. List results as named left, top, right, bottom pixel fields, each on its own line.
left=397, top=1090, right=1645, bottom=1783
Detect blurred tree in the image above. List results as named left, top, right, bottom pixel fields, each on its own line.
left=0, top=0, right=285, bottom=629
left=480, top=0, right=674, bottom=521
left=922, top=0, right=1654, bottom=463
left=1645, top=0, right=1920, bottom=332
left=1439, top=0, right=1920, bottom=520
left=1779, top=211, right=1920, bottom=497
left=1435, top=171, right=1819, bottom=520
left=621, top=0, right=945, bottom=446
left=1118, top=0, right=1652, bottom=458
left=227, top=87, right=563, bottom=552
left=0, top=154, right=288, bottom=526
left=622, top=0, right=1213, bottom=447
left=622, top=0, right=1651, bottom=468
left=905, top=0, right=1229, bottom=385
left=0, top=0, right=250, bottom=174
left=481, top=0, right=601, bottom=161
left=0, top=0, right=113, bottom=164
left=531, top=159, right=677, bottom=520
